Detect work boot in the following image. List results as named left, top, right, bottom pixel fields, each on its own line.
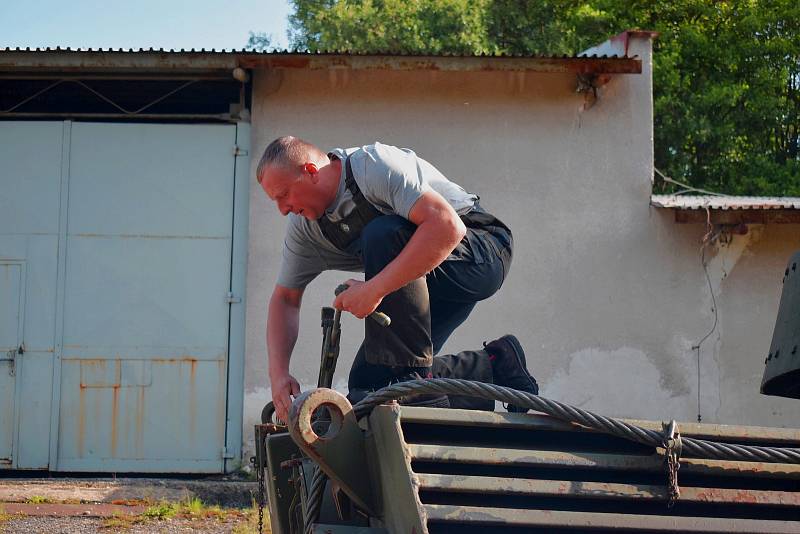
left=484, top=335, right=538, bottom=413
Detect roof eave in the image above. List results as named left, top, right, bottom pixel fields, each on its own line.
left=0, top=50, right=641, bottom=75
left=238, top=54, right=641, bottom=74
left=651, top=194, right=800, bottom=224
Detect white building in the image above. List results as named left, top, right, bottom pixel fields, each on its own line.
left=1, top=31, right=797, bottom=472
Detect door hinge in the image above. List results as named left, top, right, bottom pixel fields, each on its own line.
left=222, top=446, right=235, bottom=459
left=233, top=145, right=249, bottom=157
left=225, top=292, right=242, bottom=304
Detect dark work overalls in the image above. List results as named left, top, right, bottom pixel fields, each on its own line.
left=319, top=156, right=514, bottom=409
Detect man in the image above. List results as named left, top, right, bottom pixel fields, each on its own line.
left=258, top=136, right=538, bottom=421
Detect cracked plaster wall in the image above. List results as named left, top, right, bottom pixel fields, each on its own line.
left=241, top=36, right=800, bottom=456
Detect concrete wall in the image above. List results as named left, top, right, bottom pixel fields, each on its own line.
left=243, top=36, right=800, bottom=456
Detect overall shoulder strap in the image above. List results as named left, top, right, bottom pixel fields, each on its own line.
left=344, top=156, right=383, bottom=223
left=317, top=155, right=383, bottom=251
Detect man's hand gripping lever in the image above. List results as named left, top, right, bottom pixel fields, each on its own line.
left=333, top=282, right=391, bottom=327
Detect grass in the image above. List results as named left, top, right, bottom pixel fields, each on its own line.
left=100, top=512, right=144, bottom=531
left=0, top=504, right=17, bottom=534
left=230, top=502, right=266, bottom=534
left=139, top=496, right=246, bottom=521
left=0, top=504, right=11, bottom=522
left=25, top=495, right=50, bottom=504
left=82, top=495, right=266, bottom=532
left=142, top=502, right=178, bottom=520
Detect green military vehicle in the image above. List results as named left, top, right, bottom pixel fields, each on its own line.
left=254, top=254, right=800, bottom=533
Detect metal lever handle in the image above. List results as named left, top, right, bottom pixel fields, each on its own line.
left=334, top=284, right=391, bottom=327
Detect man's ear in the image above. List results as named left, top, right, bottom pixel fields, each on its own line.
left=304, top=162, right=320, bottom=184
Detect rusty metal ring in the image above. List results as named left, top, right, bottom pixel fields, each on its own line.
left=288, top=388, right=352, bottom=446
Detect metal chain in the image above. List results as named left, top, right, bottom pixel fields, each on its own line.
left=666, top=452, right=681, bottom=507
left=257, top=461, right=265, bottom=534
left=661, top=420, right=682, bottom=507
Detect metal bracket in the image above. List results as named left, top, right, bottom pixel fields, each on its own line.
left=233, top=145, right=249, bottom=157
left=225, top=292, right=242, bottom=304
left=2, top=350, right=16, bottom=377
left=287, top=388, right=376, bottom=515
left=221, top=446, right=235, bottom=459
left=576, top=73, right=612, bottom=110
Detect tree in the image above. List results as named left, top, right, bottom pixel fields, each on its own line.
left=599, top=1, right=800, bottom=196
left=288, top=0, right=491, bottom=54
left=263, top=0, right=800, bottom=195
left=246, top=31, right=273, bottom=52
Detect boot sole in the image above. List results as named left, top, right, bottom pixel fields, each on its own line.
left=503, top=335, right=538, bottom=413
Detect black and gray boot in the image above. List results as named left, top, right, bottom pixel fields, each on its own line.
left=484, top=334, right=539, bottom=413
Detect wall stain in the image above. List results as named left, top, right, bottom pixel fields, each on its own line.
left=136, top=386, right=145, bottom=458
left=111, top=384, right=119, bottom=457
left=77, top=383, right=86, bottom=456
left=188, top=358, right=197, bottom=438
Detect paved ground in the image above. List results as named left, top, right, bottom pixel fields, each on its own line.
left=0, top=476, right=256, bottom=508
left=2, top=514, right=258, bottom=533
left=0, top=475, right=265, bottom=534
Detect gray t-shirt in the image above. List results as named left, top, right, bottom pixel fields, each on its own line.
left=276, top=142, right=478, bottom=289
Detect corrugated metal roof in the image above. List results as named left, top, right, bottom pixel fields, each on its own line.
left=651, top=194, right=800, bottom=210
left=0, top=48, right=642, bottom=75
left=0, top=46, right=632, bottom=59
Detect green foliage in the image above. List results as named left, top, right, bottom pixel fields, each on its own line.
left=289, top=0, right=492, bottom=54
left=142, top=502, right=178, bottom=520
left=101, top=512, right=145, bottom=530
left=275, top=0, right=800, bottom=195
left=601, top=0, right=800, bottom=195
left=0, top=504, right=12, bottom=523
left=247, top=31, right=273, bottom=51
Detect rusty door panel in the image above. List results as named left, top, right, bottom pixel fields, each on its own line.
left=59, top=358, right=226, bottom=467
left=55, top=123, right=236, bottom=472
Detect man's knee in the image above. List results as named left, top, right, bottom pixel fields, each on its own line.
left=361, top=215, right=415, bottom=267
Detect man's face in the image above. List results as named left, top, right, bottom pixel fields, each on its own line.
left=260, top=164, right=328, bottom=220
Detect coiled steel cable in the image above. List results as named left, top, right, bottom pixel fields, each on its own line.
left=302, top=378, right=800, bottom=529
left=302, top=466, right=326, bottom=534
left=354, top=379, right=800, bottom=463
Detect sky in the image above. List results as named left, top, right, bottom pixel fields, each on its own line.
left=0, top=0, right=294, bottom=51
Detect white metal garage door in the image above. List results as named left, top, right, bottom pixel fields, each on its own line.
left=0, top=121, right=247, bottom=472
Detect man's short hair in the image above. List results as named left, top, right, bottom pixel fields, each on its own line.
left=256, top=136, right=321, bottom=183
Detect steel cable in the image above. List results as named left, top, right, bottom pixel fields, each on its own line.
left=353, top=379, right=800, bottom=463
left=303, top=466, right=326, bottom=534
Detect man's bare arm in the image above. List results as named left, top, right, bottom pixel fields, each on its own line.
left=374, top=190, right=465, bottom=294
left=267, top=284, right=304, bottom=421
